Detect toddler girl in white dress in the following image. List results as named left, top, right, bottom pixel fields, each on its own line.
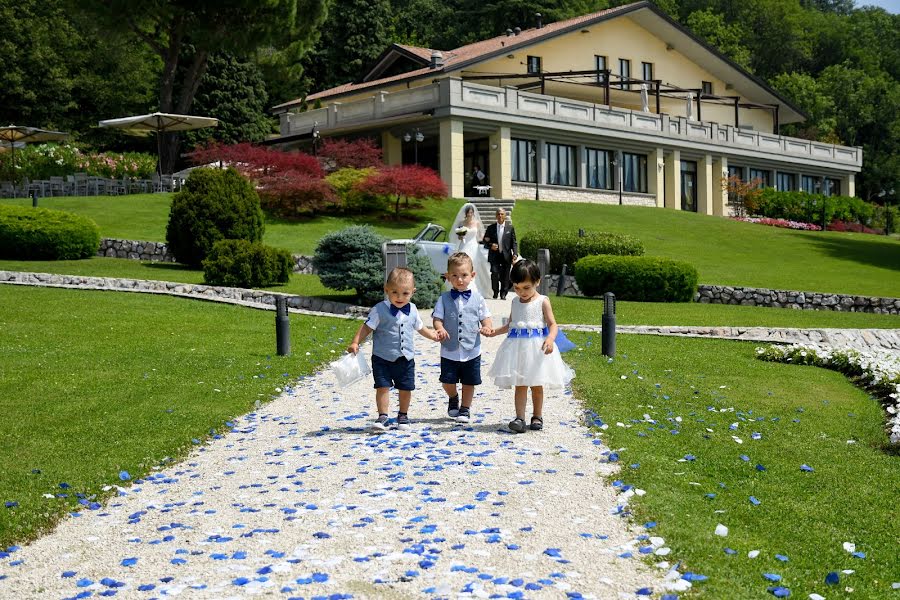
left=487, top=260, right=575, bottom=432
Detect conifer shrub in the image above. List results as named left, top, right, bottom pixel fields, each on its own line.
left=574, top=255, right=698, bottom=302
left=313, top=225, right=441, bottom=307
left=0, top=205, right=99, bottom=260
left=202, top=239, right=292, bottom=288
left=520, top=230, right=644, bottom=274
left=165, top=167, right=264, bottom=267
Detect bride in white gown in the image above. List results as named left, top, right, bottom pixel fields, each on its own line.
left=452, top=203, right=493, bottom=298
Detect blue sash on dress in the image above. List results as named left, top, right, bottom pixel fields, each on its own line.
left=507, top=327, right=549, bottom=338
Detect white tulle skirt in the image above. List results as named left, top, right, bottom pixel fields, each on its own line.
left=488, top=336, right=575, bottom=389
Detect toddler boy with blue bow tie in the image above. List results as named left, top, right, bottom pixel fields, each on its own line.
left=348, top=267, right=442, bottom=432
left=432, top=252, right=493, bottom=423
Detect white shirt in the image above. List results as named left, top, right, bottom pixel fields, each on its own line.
left=433, top=293, right=491, bottom=362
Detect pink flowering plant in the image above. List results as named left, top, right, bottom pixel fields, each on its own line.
left=0, top=143, right=156, bottom=181
left=732, top=216, right=822, bottom=231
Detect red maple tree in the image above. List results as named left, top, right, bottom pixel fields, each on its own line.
left=354, top=165, right=447, bottom=217
left=318, top=138, right=383, bottom=172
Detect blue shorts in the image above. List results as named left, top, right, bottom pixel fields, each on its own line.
left=372, top=355, right=415, bottom=390
left=439, top=356, right=482, bottom=386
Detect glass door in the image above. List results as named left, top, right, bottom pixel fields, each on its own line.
left=681, top=160, right=697, bottom=212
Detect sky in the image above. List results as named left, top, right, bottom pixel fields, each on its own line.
left=857, top=0, right=899, bottom=12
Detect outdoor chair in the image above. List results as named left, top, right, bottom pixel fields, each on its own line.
left=49, top=176, right=67, bottom=196
left=26, top=178, right=48, bottom=198
left=107, top=177, right=127, bottom=196
left=73, top=172, right=89, bottom=196
left=87, top=176, right=106, bottom=196
left=1, top=181, right=17, bottom=198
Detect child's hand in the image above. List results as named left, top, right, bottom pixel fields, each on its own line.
left=435, top=329, right=449, bottom=342
left=480, top=325, right=494, bottom=336
left=347, top=342, right=359, bottom=355
left=541, top=339, right=554, bottom=354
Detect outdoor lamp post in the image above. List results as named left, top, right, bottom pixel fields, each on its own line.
left=612, top=151, right=623, bottom=205
left=311, top=122, right=321, bottom=157
left=403, top=128, right=425, bottom=165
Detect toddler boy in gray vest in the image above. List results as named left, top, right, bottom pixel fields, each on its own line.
left=348, top=267, right=441, bottom=432
left=432, top=252, right=493, bottom=423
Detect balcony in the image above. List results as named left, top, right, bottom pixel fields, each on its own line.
left=279, top=78, right=861, bottom=170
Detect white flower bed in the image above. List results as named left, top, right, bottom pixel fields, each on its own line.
left=757, top=343, right=900, bottom=443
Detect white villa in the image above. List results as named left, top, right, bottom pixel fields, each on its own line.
left=269, top=0, right=861, bottom=214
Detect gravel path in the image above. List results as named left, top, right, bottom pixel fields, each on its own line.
left=0, top=301, right=672, bottom=599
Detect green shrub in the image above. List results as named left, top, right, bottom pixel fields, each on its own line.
left=574, top=255, right=698, bottom=302
left=313, top=225, right=441, bottom=307
left=325, top=167, right=387, bottom=213
left=202, top=239, right=292, bottom=288
left=0, top=205, right=99, bottom=260
left=520, top=230, right=644, bottom=274
left=165, top=168, right=264, bottom=267
left=750, top=189, right=876, bottom=225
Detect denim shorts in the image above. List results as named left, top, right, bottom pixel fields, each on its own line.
left=439, top=356, right=482, bottom=386
left=372, top=355, right=415, bottom=390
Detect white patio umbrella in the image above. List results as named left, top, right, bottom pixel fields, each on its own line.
left=0, top=125, right=68, bottom=181
left=640, top=83, right=650, bottom=113
left=98, top=112, right=218, bottom=175
left=685, top=92, right=695, bottom=121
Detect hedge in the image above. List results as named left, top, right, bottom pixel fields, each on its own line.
left=574, top=255, right=698, bottom=302
left=748, top=188, right=875, bottom=225
left=519, top=230, right=644, bottom=274
left=0, top=205, right=100, bottom=260
left=202, top=239, right=293, bottom=288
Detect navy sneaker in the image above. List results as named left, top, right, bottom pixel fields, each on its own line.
left=368, top=414, right=390, bottom=433
left=456, top=406, right=471, bottom=423
left=396, top=413, right=411, bottom=430
left=447, top=396, right=460, bottom=418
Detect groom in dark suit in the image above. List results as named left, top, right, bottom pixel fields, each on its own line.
left=482, top=208, right=517, bottom=300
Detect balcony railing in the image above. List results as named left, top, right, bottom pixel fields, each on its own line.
left=280, top=79, right=862, bottom=168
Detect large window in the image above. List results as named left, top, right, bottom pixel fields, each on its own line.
left=586, top=148, right=613, bottom=190
left=546, top=143, right=576, bottom=186
left=800, top=175, right=817, bottom=194
left=681, top=160, right=697, bottom=212
left=748, top=168, right=770, bottom=188
left=595, top=55, right=608, bottom=84
left=641, top=62, right=654, bottom=82
left=511, top=139, right=536, bottom=182
left=776, top=172, right=795, bottom=192
left=622, top=152, right=647, bottom=193
left=619, top=58, right=631, bottom=90
left=701, top=81, right=713, bottom=95
left=824, top=178, right=840, bottom=197
left=527, top=56, right=542, bottom=74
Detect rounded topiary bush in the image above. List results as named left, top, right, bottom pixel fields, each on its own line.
left=0, top=205, right=100, bottom=260
left=313, top=225, right=441, bottom=307
left=520, top=230, right=644, bottom=274
left=574, top=255, right=698, bottom=302
left=202, top=239, right=292, bottom=288
left=165, top=167, right=264, bottom=267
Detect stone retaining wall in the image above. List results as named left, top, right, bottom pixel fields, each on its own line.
left=541, top=274, right=899, bottom=314
left=511, top=184, right=656, bottom=207
left=0, top=271, right=367, bottom=318
left=97, top=238, right=317, bottom=274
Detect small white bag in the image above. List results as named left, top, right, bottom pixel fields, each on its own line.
left=332, top=352, right=371, bottom=388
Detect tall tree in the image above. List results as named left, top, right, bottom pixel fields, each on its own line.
left=74, top=0, right=328, bottom=171
left=684, top=9, right=752, bottom=70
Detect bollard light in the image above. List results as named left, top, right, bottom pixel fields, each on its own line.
left=601, top=292, right=616, bottom=357
left=275, top=296, right=291, bottom=356
left=32, top=190, right=38, bottom=208
left=557, top=263, right=567, bottom=296
left=536, top=248, right=550, bottom=295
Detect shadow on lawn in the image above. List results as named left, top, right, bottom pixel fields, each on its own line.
left=803, top=232, right=900, bottom=274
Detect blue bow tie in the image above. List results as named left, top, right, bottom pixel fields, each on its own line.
left=450, top=289, right=472, bottom=300
left=389, top=304, right=411, bottom=316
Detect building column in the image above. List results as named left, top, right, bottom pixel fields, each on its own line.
left=712, top=156, right=728, bottom=216
left=842, top=172, right=855, bottom=197
left=381, top=131, right=402, bottom=166
left=648, top=148, right=665, bottom=207
left=697, top=154, right=714, bottom=216
left=664, top=149, right=681, bottom=210
left=489, top=127, right=511, bottom=199
left=439, top=119, right=465, bottom=198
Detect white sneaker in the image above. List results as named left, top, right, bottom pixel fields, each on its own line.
left=368, top=414, right=389, bottom=433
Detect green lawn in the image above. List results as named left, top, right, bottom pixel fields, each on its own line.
left=0, top=285, right=359, bottom=546
left=513, top=200, right=900, bottom=298
left=567, top=332, right=900, bottom=598
left=0, top=194, right=464, bottom=255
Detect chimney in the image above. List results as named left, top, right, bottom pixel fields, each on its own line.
left=506, top=28, right=514, bottom=36
left=535, top=12, right=543, bottom=29
left=514, top=26, right=521, bottom=35
left=430, top=50, right=444, bottom=69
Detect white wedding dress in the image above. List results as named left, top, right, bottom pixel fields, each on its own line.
left=453, top=204, right=493, bottom=298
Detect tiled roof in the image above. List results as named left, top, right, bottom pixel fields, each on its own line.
left=276, top=2, right=640, bottom=108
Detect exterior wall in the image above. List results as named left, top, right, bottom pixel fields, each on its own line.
left=439, top=119, right=465, bottom=198
left=511, top=184, right=655, bottom=206
left=489, top=127, right=512, bottom=198
left=474, top=16, right=773, bottom=131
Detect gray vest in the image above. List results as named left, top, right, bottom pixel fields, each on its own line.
left=441, top=290, right=482, bottom=352
left=371, top=302, right=416, bottom=361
